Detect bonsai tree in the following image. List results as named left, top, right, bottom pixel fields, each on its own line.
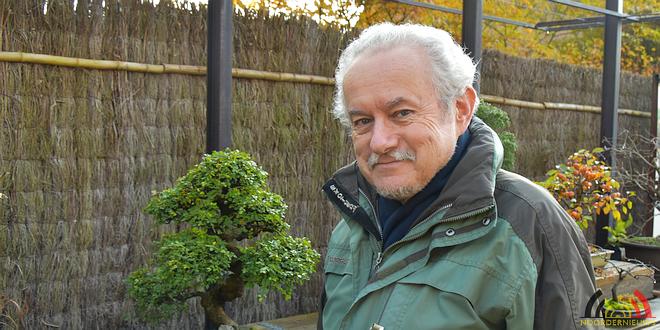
left=601, top=260, right=656, bottom=321
left=537, top=148, right=634, bottom=232
left=127, top=149, right=320, bottom=327
left=476, top=102, right=517, bottom=171
left=611, top=130, right=659, bottom=237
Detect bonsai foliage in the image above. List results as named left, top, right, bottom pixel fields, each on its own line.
left=603, top=260, right=656, bottom=313
left=537, top=148, right=634, bottom=231
left=241, top=234, right=319, bottom=301
left=476, top=102, right=517, bottom=171
left=603, top=295, right=639, bottom=313
left=127, top=149, right=320, bottom=324
left=623, top=235, right=660, bottom=247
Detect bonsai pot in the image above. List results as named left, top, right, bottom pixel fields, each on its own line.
left=601, top=308, right=648, bottom=328
left=590, top=244, right=615, bottom=268
left=621, top=238, right=660, bottom=290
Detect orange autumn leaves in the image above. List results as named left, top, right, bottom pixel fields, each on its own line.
left=357, top=0, right=658, bottom=75
left=538, top=148, right=634, bottom=230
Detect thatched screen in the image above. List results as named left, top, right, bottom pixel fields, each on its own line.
left=0, top=0, right=354, bottom=328
left=481, top=52, right=654, bottom=242
left=481, top=50, right=654, bottom=180
left=0, top=0, right=654, bottom=328
left=1, top=1, right=210, bottom=328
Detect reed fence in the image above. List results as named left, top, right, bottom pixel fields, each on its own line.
left=0, top=0, right=654, bottom=328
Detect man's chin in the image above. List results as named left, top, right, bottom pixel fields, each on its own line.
left=375, top=183, right=423, bottom=203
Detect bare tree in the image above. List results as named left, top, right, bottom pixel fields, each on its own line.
left=611, top=130, right=659, bottom=236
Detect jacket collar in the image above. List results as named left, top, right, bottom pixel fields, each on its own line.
left=323, top=116, right=503, bottom=230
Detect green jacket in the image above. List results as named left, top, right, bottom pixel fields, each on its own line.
left=320, top=118, right=596, bottom=330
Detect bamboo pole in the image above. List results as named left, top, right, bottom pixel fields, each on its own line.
left=482, top=94, right=650, bottom=118
left=0, top=51, right=333, bottom=84
left=0, top=51, right=205, bottom=75
left=0, top=51, right=651, bottom=118
left=231, top=68, right=335, bottom=85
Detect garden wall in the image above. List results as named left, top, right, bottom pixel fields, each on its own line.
left=0, top=0, right=654, bottom=328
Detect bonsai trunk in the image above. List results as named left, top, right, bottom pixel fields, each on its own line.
left=201, top=259, right=245, bottom=329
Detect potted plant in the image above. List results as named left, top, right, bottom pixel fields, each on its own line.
left=126, top=149, right=320, bottom=328
left=602, top=294, right=648, bottom=322
left=537, top=148, right=634, bottom=267
left=610, top=131, right=660, bottom=287
left=617, top=235, right=660, bottom=290
left=599, top=261, right=655, bottom=327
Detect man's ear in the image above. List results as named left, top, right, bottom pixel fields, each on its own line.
left=454, top=86, right=477, bottom=133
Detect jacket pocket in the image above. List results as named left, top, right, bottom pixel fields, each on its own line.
left=381, top=282, right=495, bottom=330
left=377, top=262, right=509, bottom=329
left=325, top=246, right=352, bottom=275
left=323, top=246, right=354, bottom=330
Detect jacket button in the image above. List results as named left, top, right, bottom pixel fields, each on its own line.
left=445, top=228, right=455, bottom=236
left=482, top=218, right=491, bottom=226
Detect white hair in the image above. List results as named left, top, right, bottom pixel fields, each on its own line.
left=333, top=23, right=479, bottom=128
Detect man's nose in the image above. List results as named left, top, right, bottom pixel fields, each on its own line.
left=369, top=120, right=398, bottom=154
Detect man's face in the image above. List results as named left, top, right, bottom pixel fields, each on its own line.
left=343, top=46, right=468, bottom=202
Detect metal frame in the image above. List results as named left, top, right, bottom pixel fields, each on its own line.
left=207, top=0, right=233, bottom=153
left=595, top=0, right=623, bottom=247
left=377, top=0, right=658, bottom=247
left=537, top=14, right=660, bottom=32
left=646, top=73, right=659, bottom=237
left=386, top=0, right=538, bottom=30
left=207, top=0, right=658, bottom=247
left=386, top=0, right=660, bottom=32
left=462, top=0, right=483, bottom=93
left=549, top=0, right=638, bottom=20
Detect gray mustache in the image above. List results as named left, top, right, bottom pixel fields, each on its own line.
left=368, top=150, right=416, bottom=168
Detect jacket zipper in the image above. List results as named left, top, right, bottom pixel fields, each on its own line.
left=359, top=189, right=384, bottom=272
left=342, top=203, right=493, bottom=329
left=373, top=203, right=494, bottom=272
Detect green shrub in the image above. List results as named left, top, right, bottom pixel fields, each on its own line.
left=476, top=102, right=517, bottom=171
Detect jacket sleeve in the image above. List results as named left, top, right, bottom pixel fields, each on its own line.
left=495, top=173, right=597, bottom=330
left=532, top=197, right=597, bottom=330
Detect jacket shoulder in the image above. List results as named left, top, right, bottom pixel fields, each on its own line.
left=328, top=218, right=352, bottom=248
left=493, top=169, right=586, bottom=264
left=494, top=170, right=560, bottom=215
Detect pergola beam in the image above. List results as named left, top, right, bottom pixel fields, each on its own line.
left=385, top=0, right=540, bottom=30
left=537, top=14, right=660, bottom=31
left=549, top=0, right=638, bottom=20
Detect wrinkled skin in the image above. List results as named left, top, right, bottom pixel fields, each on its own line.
left=343, top=46, right=476, bottom=202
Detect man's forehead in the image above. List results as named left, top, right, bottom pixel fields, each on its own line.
left=345, top=45, right=429, bottom=76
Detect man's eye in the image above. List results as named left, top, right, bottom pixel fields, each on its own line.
left=395, top=110, right=413, bottom=118
left=352, top=118, right=372, bottom=127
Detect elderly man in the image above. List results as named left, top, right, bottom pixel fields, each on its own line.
left=319, top=23, right=596, bottom=330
